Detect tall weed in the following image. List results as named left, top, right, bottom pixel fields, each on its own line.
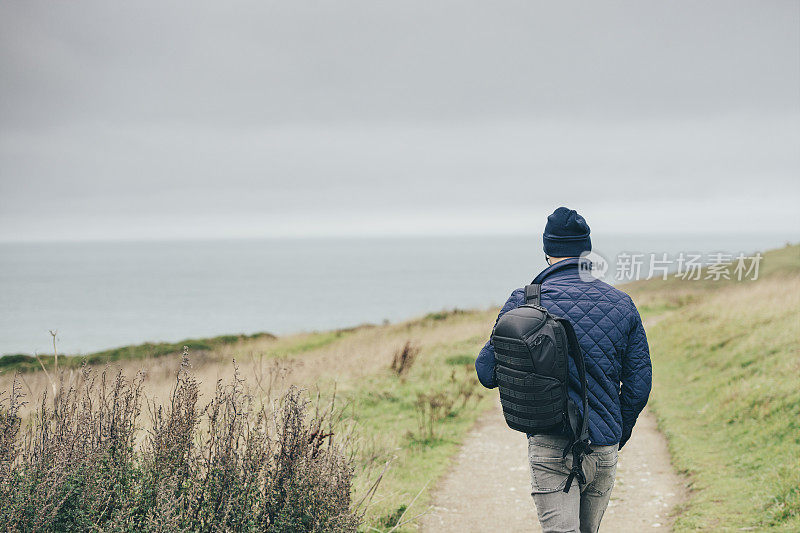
left=0, top=351, right=360, bottom=532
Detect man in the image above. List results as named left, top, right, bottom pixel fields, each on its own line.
left=475, top=207, right=652, bottom=533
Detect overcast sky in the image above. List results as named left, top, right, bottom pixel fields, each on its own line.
left=1, top=1, right=798, bottom=241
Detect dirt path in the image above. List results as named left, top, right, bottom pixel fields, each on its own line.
left=420, top=399, right=686, bottom=532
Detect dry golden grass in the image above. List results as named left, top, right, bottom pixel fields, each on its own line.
left=2, top=308, right=497, bottom=422
left=1, top=307, right=500, bottom=531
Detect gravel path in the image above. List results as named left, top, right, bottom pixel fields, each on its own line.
left=420, top=399, right=687, bottom=532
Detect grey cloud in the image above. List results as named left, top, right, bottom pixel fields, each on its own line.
left=2, top=1, right=798, bottom=127
left=0, top=1, right=798, bottom=241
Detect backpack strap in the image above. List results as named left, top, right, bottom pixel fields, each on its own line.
left=524, top=284, right=541, bottom=306
left=557, top=317, right=592, bottom=492
left=561, top=319, right=589, bottom=442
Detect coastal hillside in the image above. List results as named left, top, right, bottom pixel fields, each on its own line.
left=1, top=244, right=797, bottom=531
left=626, top=243, right=800, bottom=531
left=0, top=307, right=498, bottom=530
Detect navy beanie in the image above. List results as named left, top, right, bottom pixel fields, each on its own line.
left=543, top=207, right=592, bottom=257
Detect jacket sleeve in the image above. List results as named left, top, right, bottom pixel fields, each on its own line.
left=475, top=289, right=525, bottom=389
left=619, top=303, right=652, bottom=447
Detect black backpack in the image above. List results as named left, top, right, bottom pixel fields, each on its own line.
left=491, top=283, right=592, bottom=492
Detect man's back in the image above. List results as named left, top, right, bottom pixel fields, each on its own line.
left=476, top=257, right=652, bottom=447
left=476, top=207, right=653, bottom=533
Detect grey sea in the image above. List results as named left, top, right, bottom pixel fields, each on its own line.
left=0, top=234, right=793, bottom=356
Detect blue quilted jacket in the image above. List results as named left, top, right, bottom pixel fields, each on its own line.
left=475, top=258, right=652, bottom=446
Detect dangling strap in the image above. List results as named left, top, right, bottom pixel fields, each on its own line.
left=560, top=319, right=589, bottom=443
left=557, top=317, right=593, bottom=493
left=524, top=284, right=541, bottom=306
left=563, top=448, right=588, bottom=492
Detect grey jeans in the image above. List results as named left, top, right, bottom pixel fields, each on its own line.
left=528, top=435, right=618, bottom=533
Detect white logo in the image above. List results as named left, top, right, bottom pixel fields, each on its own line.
left=578, top=251, right=608, bottom=282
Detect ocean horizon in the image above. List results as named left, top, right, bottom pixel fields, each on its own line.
left=0, top=233, right=794, bottom=356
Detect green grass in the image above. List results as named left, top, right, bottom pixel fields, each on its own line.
left=444, top=353, right=475, bottom=366
left=337, top=338, right=491, bottom=531
left=628, top=243, right=800, bottom=531
left=0, top=332, right=276, bottom=373
left=421, top=309, right=468, bottom=322
left=0, top=324, right=370, bottom=374
left=268, top=328, right=359, bottom=358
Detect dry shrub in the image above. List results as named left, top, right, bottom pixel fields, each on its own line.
left=413, top=392, right=452, bottom=441
left=389, top=341, right=420, bottom=378
left=412, top=369, right=476, bottom=441
left=0, top=350, right=360, bottom=532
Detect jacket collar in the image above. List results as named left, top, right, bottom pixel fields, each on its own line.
left=532, top=257, right=581, bottom=284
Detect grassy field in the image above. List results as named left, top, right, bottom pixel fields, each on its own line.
left=0, top=309, right=496, bottom=531
left=626, top=243, right=800, bottom=531
left=2, top=243, right=797, bottom=531
left=0, top=332, right=277, bottom=373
